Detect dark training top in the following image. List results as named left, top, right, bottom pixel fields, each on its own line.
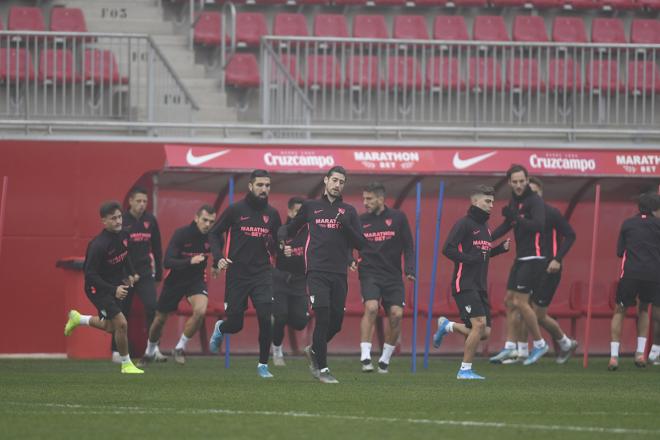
left=276, top=217, right=307, bottom=276
left=123, top=210, right=163, bottom=280
left=617, top=213, right=660, bottom=282
left=278, top=194, right=366, bottom=275
left=163, top=222, right=211, bottom=286
left=492, top=185, right=545, bottom=259
left=542, top=203, right=576, bottom=263
left=443, top=205, right=508, bottom=293
left=358, top=206, right=415, bottom=280
left=84, top=229, right=135, bottom=297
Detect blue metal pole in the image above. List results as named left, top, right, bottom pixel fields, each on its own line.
left=423, top=181, right=445, bottom=369
left=225, top=176, right=234, bottom=369
left=411, top=181, right=422, bottom=373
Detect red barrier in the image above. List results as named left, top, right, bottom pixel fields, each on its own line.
left=583, top=184, right=601, bottom=368
left=0, top=176, right=7, bottom=258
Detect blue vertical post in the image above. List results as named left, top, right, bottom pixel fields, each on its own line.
left=411, top=181, right=422, bottom=373
left=423, top=181, right=445, bottom=369
left=225, top=175, right=234, bottom=369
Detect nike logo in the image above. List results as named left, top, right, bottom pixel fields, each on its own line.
left=240, top=216, right=250, bottom=221
left=473, top=229, right=480, bottom=235
left=186, top=149, right=230, bottom=166
left=452, top=151, right=497, bottom=170
left=363, top=224, right=372, bottom=228
left=314, top=210, right=323, bottom=214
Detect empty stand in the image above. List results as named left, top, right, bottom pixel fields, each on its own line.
left=548, top=58, right=582, bottom=91
left=313, top=14, right=349, bottom=38
left=627, top=60, right=660, bottom=94
left=433, top=16, right=469, bottom=41
left=513, top=15, right=548, bottom=42
left=8, top=6, right=46, bottom=32
left=194, top=11, right=223, bottom=46
left=345, top=55, right=381, bottom=89
left=386, top=56, right=423, bottom=90
left=392, top=15, right=429, bottom=40
left=353, top=15, right=389, bottom=39
left=586, top=60, right=623, bottom=92
left=591, top=18, right=627, bottom=44
left=50, top=8, right=88, bottom=34
left=225, top=53, right=261, bottom=88
left=273, top=13, right=308, bottom=37
left=468, top=57, right=503, bottom=91
left=506, top=58, right=544, bottom=91
left=305, top=55, right=341, bottom=89
left=0, top=48, right=35, bottom=82
left=552, top=17, right=587, bottom=43
left=473, top=16, right=509, bottom=42
left=426, top=56, right=464, bottom=90
left=38, top=49, right=78, bottom=84
left=236, top=12, right=268, bottom=48
left=630, top=19, right=660, bottom=44
left=83, top=50, right=127, bottom=85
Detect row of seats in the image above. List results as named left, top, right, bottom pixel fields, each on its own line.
left=225, top=52, right=660, bottom=93
left=195, top=12, right=660, bottom=47
left=198, top=0, right=660, bottom=9
left=0, top=6, right=87, bottom=33
left=0, top=48, right=127, bottom=84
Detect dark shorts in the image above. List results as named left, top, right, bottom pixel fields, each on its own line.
left=157, top=279, right=208, bottom=313
left=306, top=270, right=347, bottom=310
left=453, top=290, right=491, bottom=328
left=616, top=278, right=660, bottom=308
left=506, top=259, right=547, bottom=294
left=531, top=270, right=562, bottom=307
left=85, top=288, right=123, bottom=320
left=360, top=276, right=405, bottom=310
left=273, top=269, right=308, bottom=317
left=224, top=268, right=273, bottom=315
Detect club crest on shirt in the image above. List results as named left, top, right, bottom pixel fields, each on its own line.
left=337, top=208, right=345, bottom=215
left=144, top=221, right=150, bottom=229
left=204, top=243, right=210, bottom=250
left=122, top=239, right=128, bottom=248
left=262, top=215, right=270, bottom=224
left=385, top=218, right=392, bottom=227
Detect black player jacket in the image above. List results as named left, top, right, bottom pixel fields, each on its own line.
left=278, top=194, right=366, bottom=275
left=276, top=217, right=307, bottom=277
left=163, top=222, right=211, bottom=286
left=542, top=203, right=576, bottom=263
left=210, top=193, right=282, bottom=276
left=358, top=206, right=415, bottom=280
left=123, top=211, right=163, bottom=280
left=492, top=185, right=545, bottom=259
left=84, top=229, right=135, bottom=297
left=617, top=213, right=660, bottom=282
left=443, top=206, right=508, bottom=293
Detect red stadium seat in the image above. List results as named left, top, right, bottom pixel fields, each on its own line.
left=270, top=54, right=302, bottom=85
left=273, top=13, right=308, bottom=37
left=371, top=0, right=407, bottom=5
left=433, top=16, right=469, bottom=41
left=563, top=0, right=601, bottom=9
left=552, top=17, right=587, bottom=43
left=83, top=50, right=127, bottom=85
left=298, top=0, right=330, bottom=4
left=345, top=55, right=381, bottom=89
left=473, top=16, right=509, bottom=42
left=38, top=49, right=79, bottom=84
left=586, top=60, right=623, bottom=92
left=393, top=16, right=429, bottom=40
left=426, top=56, right=464, bottom=90
left=506, top=58, right=545, bottom=91
left=591, top=18, right=626, bottom=44
left=314, top=14, right=349, bottom=38
left=305, top=55, right=341, bottom=89
left=450, top=0, right=488, bottom=6
left=513, top=15, right=548, bottom=42
left=630, top=19, right=660, bottom=44
left=627, top=60, right=660, bottom=95
left=468, top=57, right=503, bottom=91
left=414, top=0, right=448, bottom=5
left=386, top=56, right=423, bottom=90
left=50, top=8, right=88, bottom=33
left=353, top=15, right=389, bottom=39
left=548, top=58, right=582, bottom=91
left=0, top=48, right=35, bottom=82
left=194, top=12, right=224, bottom=46
left=601, top=0, right=639, bottom=9
left=547, top=282, right=583, bottom=338
left=334, top=0, right=367, bottom=5
left=529, top=0, right=562, bottom=7
left=640, top=0, right=660, bottom=9
left=236, top=13, right=268, bottom=48
left=225, top=53, right=260, bottom=88
left=8, top=6, right=46, bottom=32
left=491, top=0, right=528, bottom=7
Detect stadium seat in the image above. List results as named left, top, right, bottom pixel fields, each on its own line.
left=226, top=53, right=260, bottom=88
left=305, top=55, right=341, bottom=89
left=270, top=54, right=302, bottom=85
left=473, top=16, right=509, bottom=42
left=563, top=0, right=601, bottom=9
left=426, top=56, right=464, bottom=91
left=334, top=0, right=367, bottom=5
left=591, top=18, right=626, bottom=44
left=467, top=57, right=503, bottom=91
left=529, top=0, right=562, bottom=7
left=552, top=17, right=587, bottom=43
left=601, top=0, right=638, bottom=9
left=273, top=13, right=308, bottom=37
left=50, top=8, right=88, bottom=33
left=548, top=58, right=582, bottom=91
left=506, top=58, right=545, bottom=91
left=393, top=16, right=429, bottom=41
left=8, top=6, right=46, bottom=32
left=585, top=59, right=623, bottom=92
left=433, top=16, right=469, bottom=41
left=353, top=15, right=389, bottom=39
left=313, top=14, right=349, bottom=38
left=386, top=56, right=423, bottom=90
left=640, top=0, right=660, bottom=9
left=490, top=0, right=528, bottom=7
left=0, top=48, right=35, bottom=82
left=371, top=0, right=407, bottom=5
left=547, top=282, right=583, bottom=338
left=194, top=12, right=224, bottom=46
left=414, top=0, right=448, bottom=6
left=235, top=13, right=268, bottom=48
left=630, top=19, right=660, bottom=45
left=513, top=15, right=548, bottom=42
left=627, top=60, right=660, bottom=95
left=83, top=50, right=127, bottom=85
left=38, top=49, right=79, bottom=84
left=345, top=55, right=381, bottom=89
left=450, top=0, right=488, bottom=6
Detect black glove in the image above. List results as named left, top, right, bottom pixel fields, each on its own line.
left=502, top=205, right=517, bottom=221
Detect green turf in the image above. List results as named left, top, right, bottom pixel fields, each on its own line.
left=1, top=356, right=658, bottom=440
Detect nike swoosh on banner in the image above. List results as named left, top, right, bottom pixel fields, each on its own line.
left=452, top=151, right=497, bottom=170
left=186, top=149, right=230, bottom=166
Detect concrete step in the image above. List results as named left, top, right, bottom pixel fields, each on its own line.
left=61, top=2, right=163, bottom=21
left=85, top=19, right=173, bottom=35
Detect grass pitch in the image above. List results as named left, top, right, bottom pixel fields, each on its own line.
left=1, top=355, right=658, bottom=440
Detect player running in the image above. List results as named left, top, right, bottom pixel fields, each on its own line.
left=432, top=185, right=510, bottom=380
left=208, top=170, right=282, bottom=379
left=356, top=182, right=415, bottom=374
left=64, top=201, right=143, bottom=374
left=278, top=166, right=366, bottom=384
left=139, top=205, right=216, bottom=366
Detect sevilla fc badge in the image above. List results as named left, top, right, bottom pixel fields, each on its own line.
left=385, top=219, right=392, bottom=227
left=262, top=215, right=269, bottom=224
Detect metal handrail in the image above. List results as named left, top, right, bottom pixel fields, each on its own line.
left=220, top=2, right=237, bottom=88
left=262, top=42, right=314, bottom=111
left=188, top=0, right=205, bottom=51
